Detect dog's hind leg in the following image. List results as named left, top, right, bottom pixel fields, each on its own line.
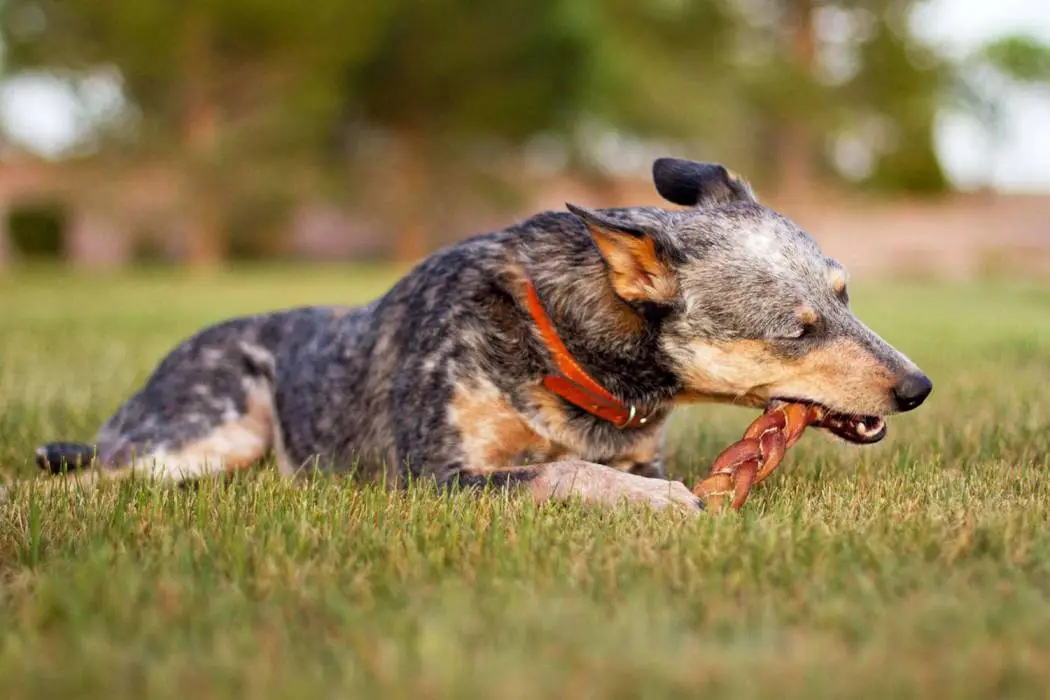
left=35, top=328, right=285, bottom=491
left=455, top=461, right=703, bottom=516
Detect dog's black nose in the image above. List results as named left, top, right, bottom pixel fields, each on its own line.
left=893, top=372, right=932, bottom=412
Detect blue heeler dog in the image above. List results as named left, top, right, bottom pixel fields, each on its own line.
left=32, top=158, right=932, bottom=514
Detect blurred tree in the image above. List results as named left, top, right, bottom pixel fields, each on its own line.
left=956, top=34, right=1050, bottom=130
left=1, top=0, right=394, bottom=264
left=343, top=0, right=590, bottom=259
left=832, top=0, right=949, bottom=195
left=713, top=0, right=949, bottom=197
left=978, top=35, right=1050, bottom=84
left=479, top=0, right=953, bottom=199
left=515, top=0, right=952, bottom=198
left=559, top=0, right=742, bottom=166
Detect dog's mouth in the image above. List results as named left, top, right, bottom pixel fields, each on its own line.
left=770, top=399, right=887, bottom=445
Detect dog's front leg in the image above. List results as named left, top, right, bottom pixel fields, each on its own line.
left=459, top=461, right=703, bottom=516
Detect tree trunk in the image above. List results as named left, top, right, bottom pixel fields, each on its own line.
left=179, top=7, right=224, bottom=268
left=177, top=201, right=224, bottom=266
left=392, top=128, right=430, bottom=263
left=775, top=0, right=818, bottom=203
left=0, top=197, right=9, bottom=270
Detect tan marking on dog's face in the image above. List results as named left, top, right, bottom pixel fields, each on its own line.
left=670, top=336, right=899, bottom=415
left=669, top=340, right=784, bottom=406
left=797, top=305, right=819, bottom=326
left=588, top=226, right=677, bottom=304
left=450, top=380, right=556, bottom=471
left=772, top=337, right=898, bottom=413
left=827, top=267, right=848, bottom=298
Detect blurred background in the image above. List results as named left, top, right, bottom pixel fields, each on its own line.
left=0, top=0, right=1047, bottom=279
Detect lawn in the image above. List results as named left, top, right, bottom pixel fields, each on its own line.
left=1, top=265, right=1049, bottom=699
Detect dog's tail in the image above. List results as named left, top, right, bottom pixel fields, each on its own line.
left=35, top=442, right=98, bottom=474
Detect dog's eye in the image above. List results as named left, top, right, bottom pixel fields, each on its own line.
left=788, top=305, right=820, bottom=340
left=787, top=324, right=816, bottom=340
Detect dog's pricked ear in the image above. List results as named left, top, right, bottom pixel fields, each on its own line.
left=652, top=158, right=757, bottom=207
left=566, top=203, right=676, bottom=304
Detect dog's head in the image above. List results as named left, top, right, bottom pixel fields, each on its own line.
left=565, top=157, right=932, bottom=443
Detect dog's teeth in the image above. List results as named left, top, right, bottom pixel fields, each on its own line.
left=855, top=418, right=885, bottom=437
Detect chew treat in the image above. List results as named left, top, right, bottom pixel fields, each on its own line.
left=692, top=402, right=840, bottom=511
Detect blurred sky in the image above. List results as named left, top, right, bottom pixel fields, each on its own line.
left=915, top=0, right=1050, bottom=192
left=0, top=0, right=1048, bottom=193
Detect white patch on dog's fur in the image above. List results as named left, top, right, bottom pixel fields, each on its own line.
left=202, top=348, right=225, bottom=369
left=741, top=221, right=791, bottom=273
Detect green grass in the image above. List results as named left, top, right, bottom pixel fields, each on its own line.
left=2, top=265, right=1050, bottom=699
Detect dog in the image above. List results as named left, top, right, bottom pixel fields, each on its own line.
left=31, top=157, right=932, bottom=514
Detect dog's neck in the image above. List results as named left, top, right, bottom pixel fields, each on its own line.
left=524, top=278, right=657, bottom=428
left=523, top=260, right=681, bottom=410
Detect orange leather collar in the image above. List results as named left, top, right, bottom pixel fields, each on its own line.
left=524, top=279, right=651, bottom=429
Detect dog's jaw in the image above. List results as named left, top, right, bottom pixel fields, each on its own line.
left=769, top=398, right=887, bottom=444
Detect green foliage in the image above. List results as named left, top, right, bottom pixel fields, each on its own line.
left=351, top=0, right=588, bottom=144
left=1, top=0, right=393, bottom=154
left=837, top=9, right=949, bottom=193
left=570, top=0, right=739, bottom=139
left=946, top=34, right=1050, bottom=155
left=2, top=269, right=1050, bottom=697
left=7, top=203, right=66, bottom=259
left=979, top=35, right=1050, bottom=84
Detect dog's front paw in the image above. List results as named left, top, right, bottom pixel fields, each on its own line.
left=532, top=461, right=703, bottom=516
left=622, top=476, right=704, bottom=515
